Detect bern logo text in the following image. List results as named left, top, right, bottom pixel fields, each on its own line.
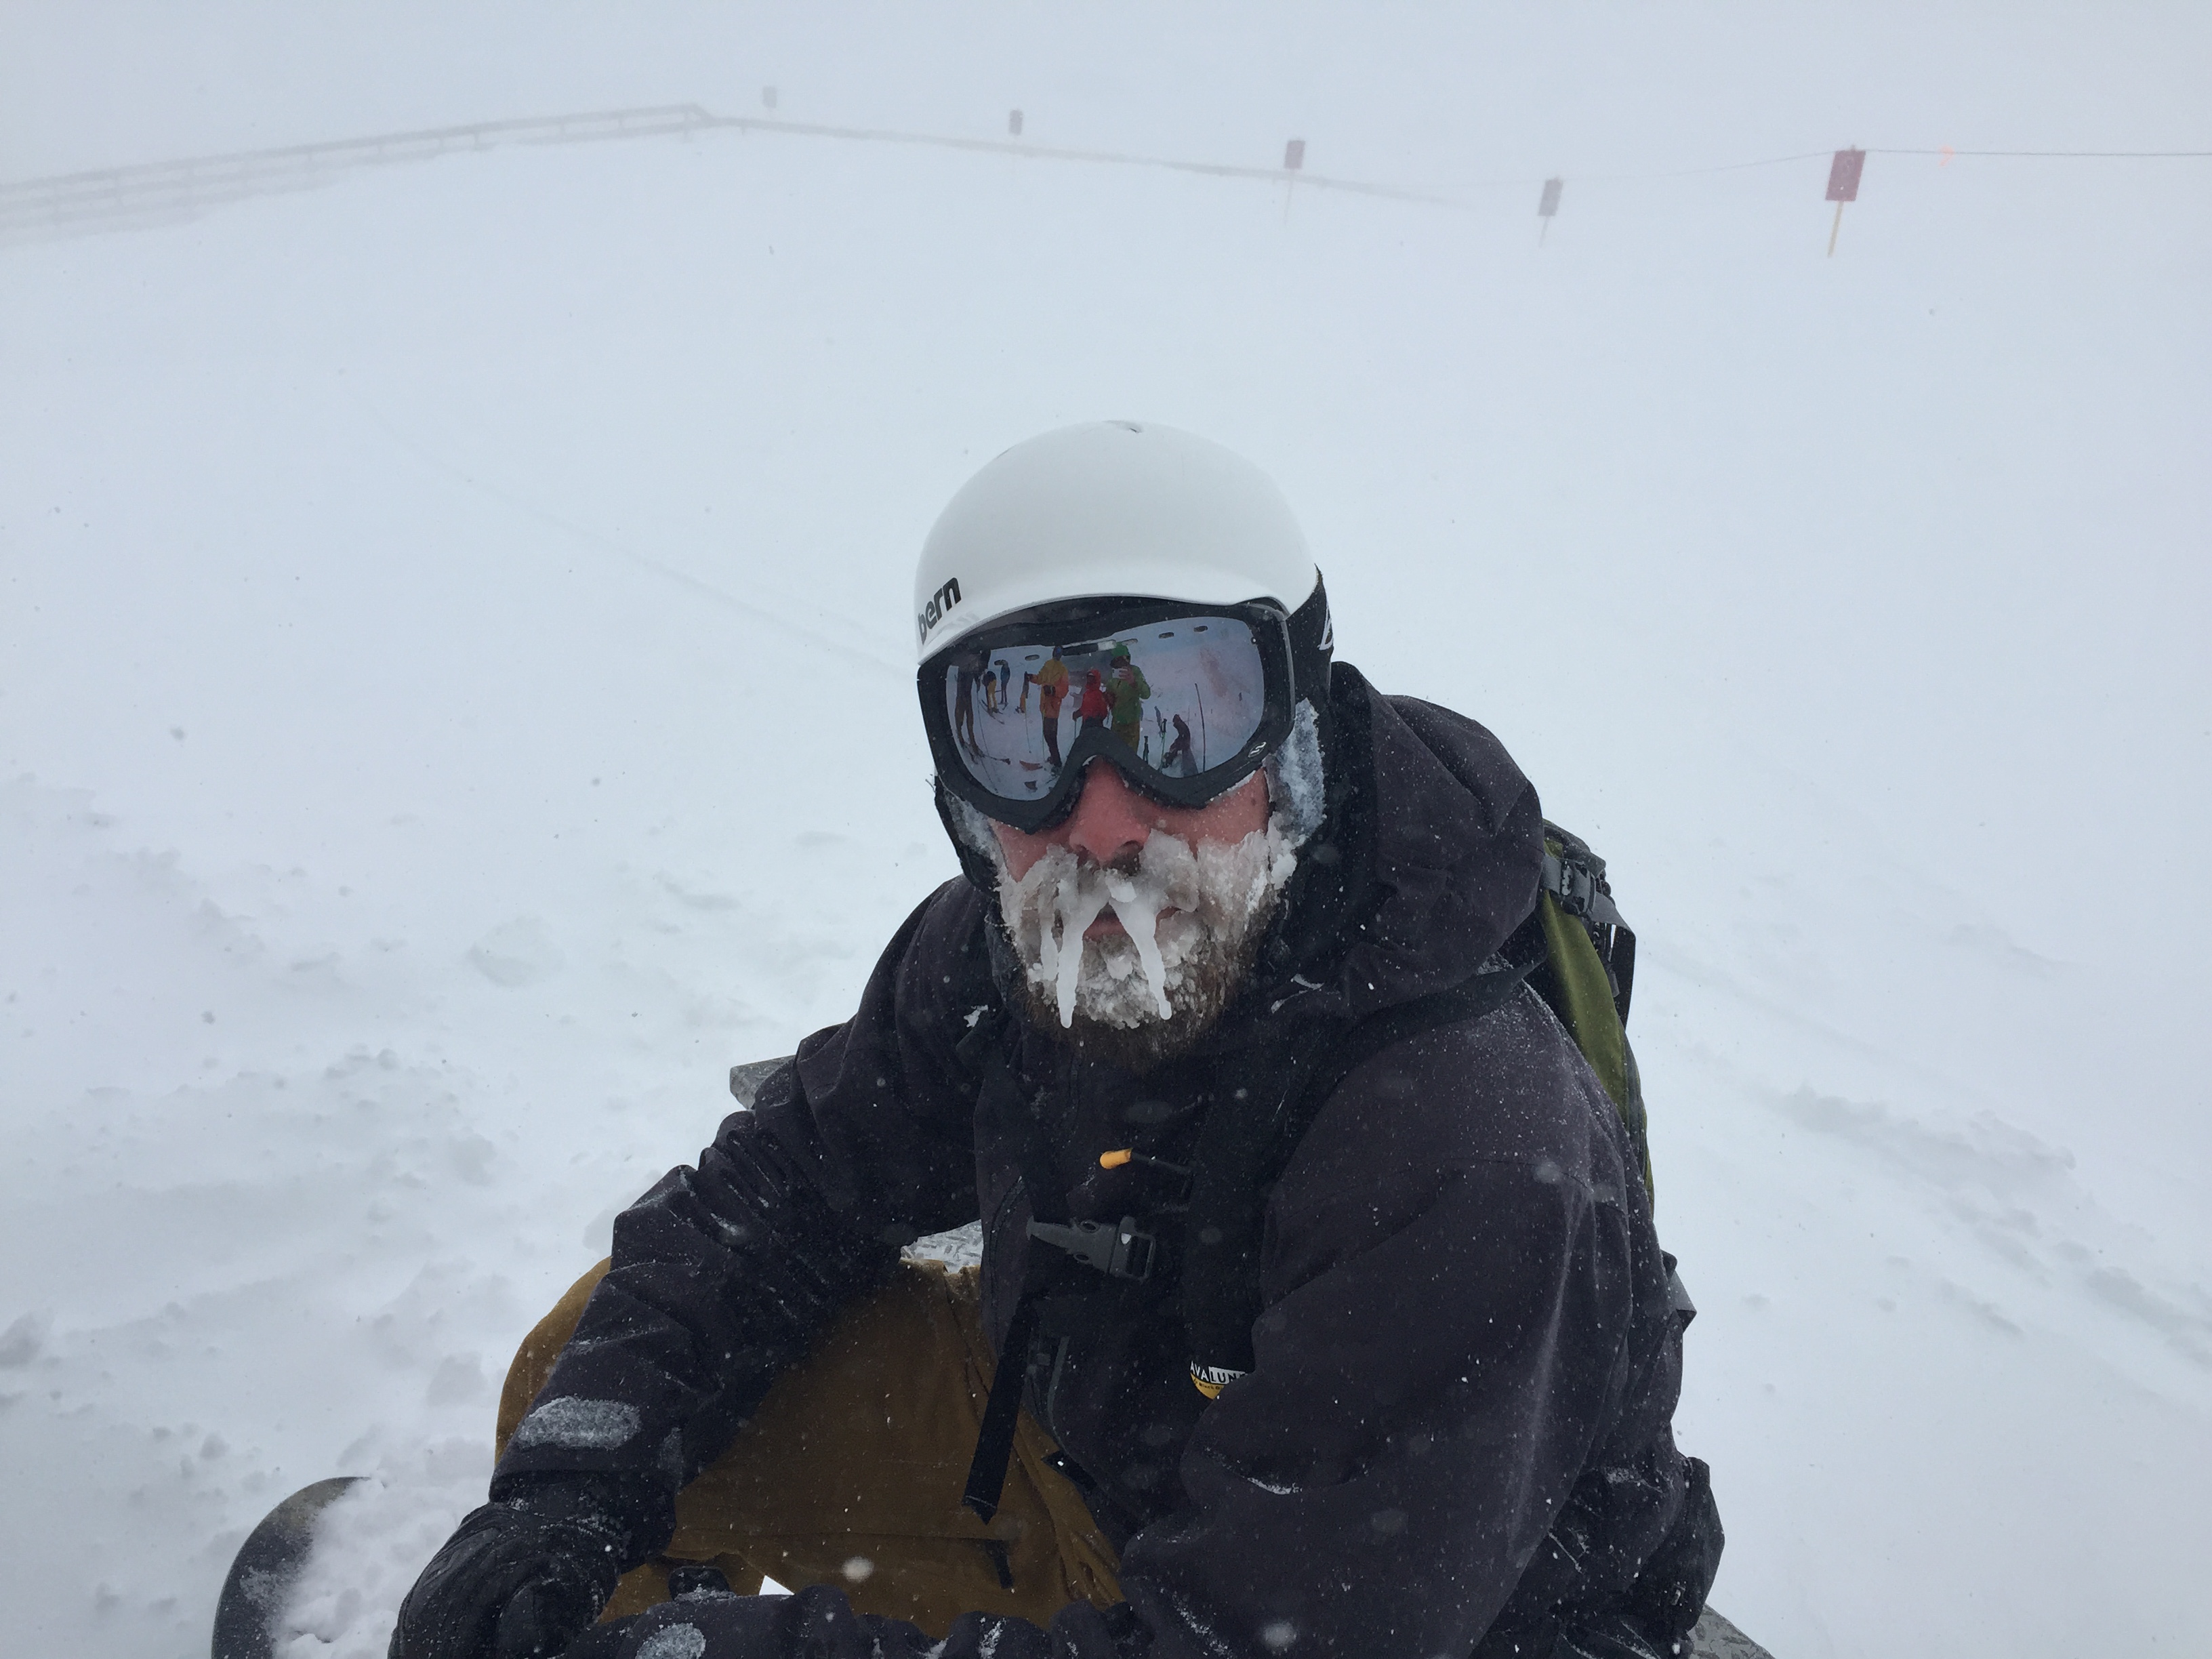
left=917, top=577, right=962, bottom=645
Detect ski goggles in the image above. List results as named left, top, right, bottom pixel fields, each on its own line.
left=918, top=598, right=1298, bottom=832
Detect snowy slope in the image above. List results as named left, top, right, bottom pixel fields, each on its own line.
left=4, top=9, right=2209, bottom=1659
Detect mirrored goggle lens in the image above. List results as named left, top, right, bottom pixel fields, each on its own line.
left=940, top=617, right=1269, bottom=802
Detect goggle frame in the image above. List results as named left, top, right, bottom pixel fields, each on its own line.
left=918, top=596, right=1300, bottom=834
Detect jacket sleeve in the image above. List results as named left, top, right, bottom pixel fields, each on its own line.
left=1118, top=997, right=1664, bottom=1659
left=489, top=880, right=996, bottom=1560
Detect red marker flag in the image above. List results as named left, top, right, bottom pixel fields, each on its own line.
left=1284, top=138, right=1306, bottom=171
left=1824, top=147, right=1864, bottom=256
left=1826, top=148, right=1866, bottom=202
left=1008, top=110, right=1023, bottom=138
left=1537, top=177, right=1563, bottom=245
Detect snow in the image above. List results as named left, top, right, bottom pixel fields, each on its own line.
left=1261, top=700, right=1326, bottom=847
left=997, top=819, right=1294, bottom=1029
left=3, top=7, right=2209, bottom=1659
left=274, top=1479, right=467, bottom=1659
left=638, top=1624, right=709, bottom=1659
left=510, top=1397, right=644, bottom=1452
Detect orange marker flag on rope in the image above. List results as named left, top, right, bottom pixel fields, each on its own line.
left=1826, top=148, right=1865, bottom=257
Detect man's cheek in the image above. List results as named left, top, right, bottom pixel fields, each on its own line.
left=993, top=826, right=1046, bottom=881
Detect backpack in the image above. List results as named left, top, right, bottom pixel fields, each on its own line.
left=1528, top=821, right=1650, bottom=1195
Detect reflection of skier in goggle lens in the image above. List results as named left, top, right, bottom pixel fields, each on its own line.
left=914, top=422, right=1334, bottom=838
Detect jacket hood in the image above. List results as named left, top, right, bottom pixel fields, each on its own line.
left=1243, top=663, right=1544, bottom=1027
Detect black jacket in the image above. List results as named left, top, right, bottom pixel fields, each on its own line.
left=496, top=665, right=1715, bottom=1659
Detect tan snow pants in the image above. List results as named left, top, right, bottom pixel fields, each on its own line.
left=497, top=1259, right=1122, bottom=1638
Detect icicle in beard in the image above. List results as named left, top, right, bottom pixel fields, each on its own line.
left=996, top=820, right=1298, bottom=1072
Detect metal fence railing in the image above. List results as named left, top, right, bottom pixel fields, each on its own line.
left=0, top=104, right=718, bottom=241
left=1, top=101, right=1461, bottom=247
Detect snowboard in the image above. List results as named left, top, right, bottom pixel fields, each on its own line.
left=211, top=1475, right=364, bottom=1659
left=216, top=1475, right=1776, bottom=1658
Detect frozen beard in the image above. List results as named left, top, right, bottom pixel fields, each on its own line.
left=997, top=821, right=1297, bottom=1071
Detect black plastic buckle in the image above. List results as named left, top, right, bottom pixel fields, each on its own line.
left=1027, top=1214, right=1155, bottom=1281
left=1541, top=850, right=1596, bottom=915
left=1542, top=848, right=1626, bottom=933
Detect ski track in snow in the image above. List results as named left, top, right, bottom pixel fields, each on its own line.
left=4, top=14, right=2209, bottom=1658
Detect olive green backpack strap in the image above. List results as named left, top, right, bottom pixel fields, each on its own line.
left=1531, top=821, right=1655, bottom=1204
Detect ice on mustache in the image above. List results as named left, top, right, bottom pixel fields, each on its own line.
left=1000, top=825, right=1295, bottom=1030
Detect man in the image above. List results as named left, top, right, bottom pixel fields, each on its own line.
left=391, top=422, right=1719, bottom=1659
left=1160, top=712, right=1194, bottom=777
left=1026, top=647, right=1068, bottom=767
left=1075, top=665, right=1111, bottom=737
left=953, top=651, right=985, bottom=758
left=1104, top=644, right=1151, bottom=754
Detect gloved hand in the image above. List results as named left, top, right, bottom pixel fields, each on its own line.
left=388, top=1499, right=626, bottom=1659
left=562, top=1584, right=1145, bottom=1659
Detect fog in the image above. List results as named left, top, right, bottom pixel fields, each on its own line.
left=3, top=6, right=2207, bottom=1658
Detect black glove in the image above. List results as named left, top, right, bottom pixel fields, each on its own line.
left=388, top=1498, right=626, bottom=1659
left=565, top=1585, right=1149, bottom=1659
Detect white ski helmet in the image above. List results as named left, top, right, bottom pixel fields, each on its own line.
left=912, top=422, right=1319, bottom=659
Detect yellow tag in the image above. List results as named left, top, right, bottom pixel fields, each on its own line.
left=1190, top=1364, right=1246, bottom=1399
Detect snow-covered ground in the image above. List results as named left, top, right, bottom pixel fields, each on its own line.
left=3, top=7, right=2208, bottom=1658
